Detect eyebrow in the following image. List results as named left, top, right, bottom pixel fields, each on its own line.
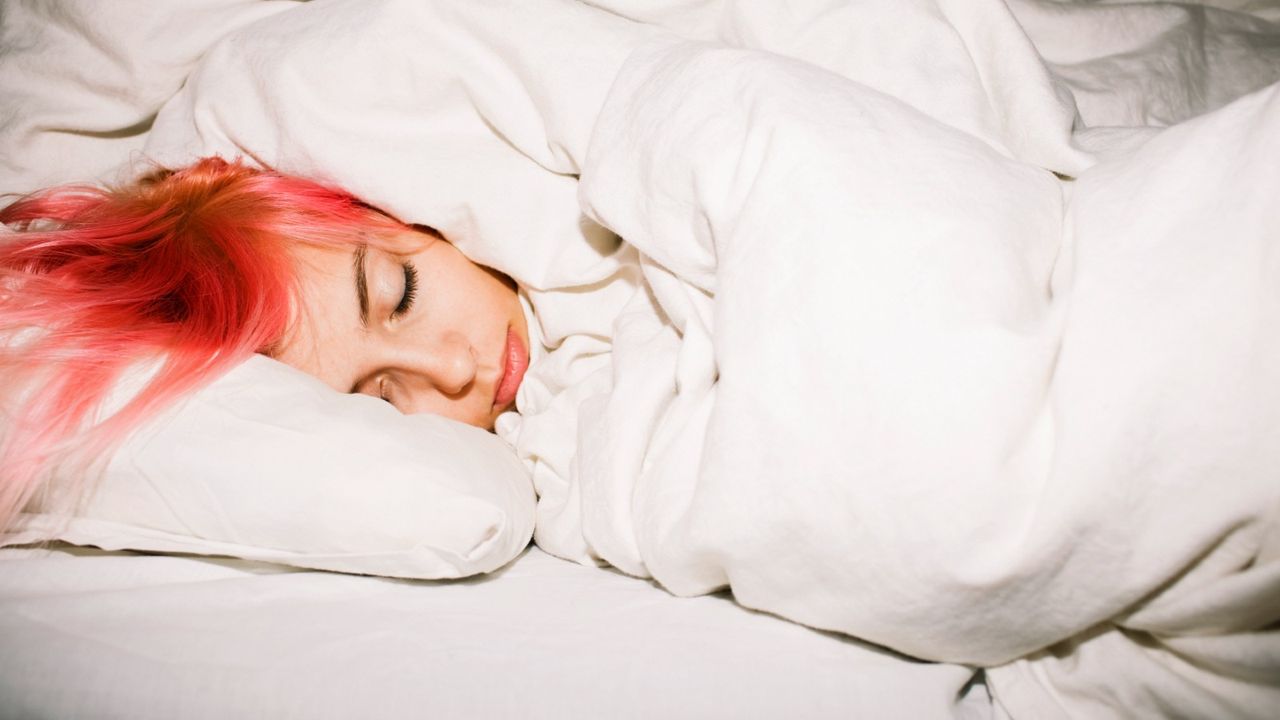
left=353, top=244, right=369, bottom=328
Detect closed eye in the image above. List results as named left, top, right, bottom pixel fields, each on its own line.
left=392, top=262, right=418, bottom=319
left=350, top=374, right=398, bottom=409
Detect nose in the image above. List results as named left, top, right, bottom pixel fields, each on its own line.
left=396, top=331, right=477, bottom=396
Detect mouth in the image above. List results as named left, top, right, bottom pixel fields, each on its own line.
left=493, top=326, right=528, bottom=411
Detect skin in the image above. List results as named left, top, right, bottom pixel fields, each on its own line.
left=273, top=228, right=529, bottom=430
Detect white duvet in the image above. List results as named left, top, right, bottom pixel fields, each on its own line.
left=570, top=35, right=1280, bottom=720
left=4, top=1, right=1280, bottom=718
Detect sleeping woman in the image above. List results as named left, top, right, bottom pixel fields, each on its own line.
left=0, top=156, right=530, bottom=531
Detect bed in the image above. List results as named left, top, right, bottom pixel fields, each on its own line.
left=0, top=544, right=990, bottom=719
left=2, top=1, right=1279, bottom=718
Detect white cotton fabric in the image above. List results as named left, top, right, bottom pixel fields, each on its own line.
left=573, top=40, right=1280, bottom=719
left=2, top=357, right=536, bottom=579
left=0, top=545, right=982, bottom=719
left=0, top=0, right=299, bottom=192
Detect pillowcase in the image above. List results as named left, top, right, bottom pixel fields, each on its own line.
left=1, top=355, right=535, bottom=579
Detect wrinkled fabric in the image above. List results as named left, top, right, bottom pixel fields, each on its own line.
left=572, top=41, right=1280, bottom=719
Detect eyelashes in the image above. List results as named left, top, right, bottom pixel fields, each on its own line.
left=392, top=262, right=418, bottom=319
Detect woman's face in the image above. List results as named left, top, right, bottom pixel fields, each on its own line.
left=274, top=229, right=530, bottom=430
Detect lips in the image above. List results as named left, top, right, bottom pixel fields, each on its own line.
left=493, top=326, right=528, bottom=410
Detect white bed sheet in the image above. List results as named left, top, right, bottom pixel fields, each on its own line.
left=0, top=545, right=985, bottom=719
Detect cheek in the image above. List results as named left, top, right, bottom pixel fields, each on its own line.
left=415, top=393, right=494, bottom=429
left=474, top=265, right=520, bottom=317
left=439, top=260, right=515, bottom=326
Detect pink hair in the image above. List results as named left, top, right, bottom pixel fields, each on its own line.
left=0, top=156, right=406, bottom=530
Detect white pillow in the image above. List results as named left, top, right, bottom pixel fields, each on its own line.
left=1, top=355, right=536, bottom=579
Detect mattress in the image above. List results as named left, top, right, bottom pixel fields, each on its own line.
left=0, top=545, right=986, bottom=719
